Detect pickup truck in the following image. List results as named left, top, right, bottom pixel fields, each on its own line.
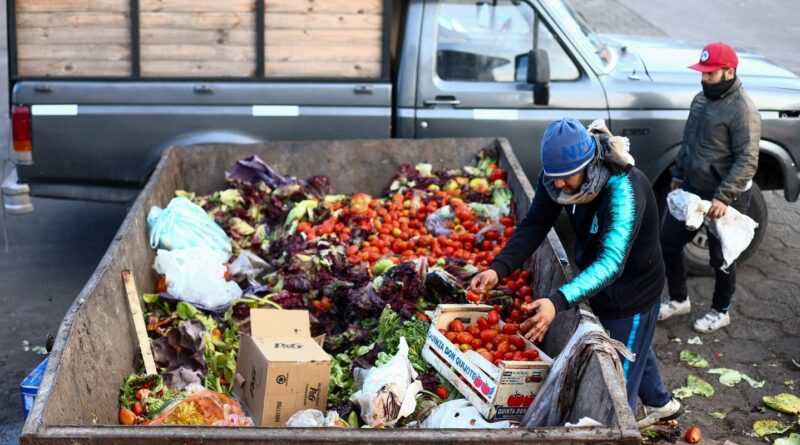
left=6, top=0, right=800, bottom=274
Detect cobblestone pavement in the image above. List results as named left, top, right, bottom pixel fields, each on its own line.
left=569, top=1, right=800, bottom=443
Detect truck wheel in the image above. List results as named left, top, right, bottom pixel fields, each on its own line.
left=682, top=183, right=768, bottom=276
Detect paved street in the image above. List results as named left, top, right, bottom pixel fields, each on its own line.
left=0, top=1, right=797, bottom=443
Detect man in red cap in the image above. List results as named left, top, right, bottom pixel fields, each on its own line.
left=659, top=42, right=761, bottom=333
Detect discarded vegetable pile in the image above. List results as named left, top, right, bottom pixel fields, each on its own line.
left=120, top=148, right=541, bottom=427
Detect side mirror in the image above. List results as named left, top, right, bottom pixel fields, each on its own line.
left=527, top=48, right=550, bottom=85
left=527, top=49, right=550, bottom=105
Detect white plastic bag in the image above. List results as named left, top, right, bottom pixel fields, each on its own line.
left=148, top=197, right=232, bottom=260
left=286, top=409, right=345, bottom=427
left=667, top=189, right=758, bottom=270
left=421, top=399, right=512, bottom=429
left=153, top=247, right=242, bottom=311
left=709, top=207, right=759, bottom=270
left=667, top=189, right=709, bottom=230
left=353, top=337, right=423, bottom=427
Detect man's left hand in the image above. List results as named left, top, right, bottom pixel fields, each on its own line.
left=520, top=298, right=556, bottom=343
left=707, top=198, right=728, bottom=219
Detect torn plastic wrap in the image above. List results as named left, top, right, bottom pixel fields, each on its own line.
left=421, top=399, right=512, bottom=429
left=353, top=337, right=424, bottom=427
left=520, top=320, right=631, bottom=428
left=143, top=389, right=253, bottom=426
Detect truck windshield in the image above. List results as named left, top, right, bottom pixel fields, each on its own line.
left=541, top=0, right=612, bottom=69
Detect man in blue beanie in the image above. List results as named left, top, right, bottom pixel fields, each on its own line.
left=471, top=118, right=681, bottom=425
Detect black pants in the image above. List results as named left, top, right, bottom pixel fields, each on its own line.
left=660, top=185, right=751, bottom=312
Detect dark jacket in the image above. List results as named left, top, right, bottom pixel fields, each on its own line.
left=671, top=77, right=761, bottom=205
left=490, top=168, right=664, bottom=319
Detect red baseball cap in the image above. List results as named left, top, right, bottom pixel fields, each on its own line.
left=688, top=42, right=739, bottom=72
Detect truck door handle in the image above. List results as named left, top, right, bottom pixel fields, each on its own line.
left=193, top=85, right=214, bottom=94
left=423, top=96, right=461, bottom=107
left=34, top=84, right=53, bottom=93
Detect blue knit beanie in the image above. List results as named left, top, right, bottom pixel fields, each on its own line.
left=540, top=118, right=596, bottom=177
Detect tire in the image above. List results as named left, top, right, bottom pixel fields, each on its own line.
left=674, top=183, right=768, bottom=276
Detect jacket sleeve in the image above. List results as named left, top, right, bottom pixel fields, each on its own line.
left=671, top=95, right=701, bottom=184
left=548, top=173, right=644, bottom=312
left=490, top=174, right=561, bottom=280
left=715, top=100, right=761, bottom=204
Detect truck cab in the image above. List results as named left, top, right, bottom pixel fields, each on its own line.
left=7, top=0, right=800, bottom=272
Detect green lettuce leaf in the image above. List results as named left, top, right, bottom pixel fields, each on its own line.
left=754, top=419, right=792, bottom=437
left=763, top=393, right=800, bottom=415
left=774, top=433, right=800, bottom=445
left=680, top=350, right=709, bottom=368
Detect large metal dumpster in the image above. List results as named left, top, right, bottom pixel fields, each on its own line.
left=21, top=138, right=640, bottom=444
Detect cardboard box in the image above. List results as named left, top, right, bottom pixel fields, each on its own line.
left=234, top=309, right=332, bottom=426
left=422, top=304, right=552, bottom=422
left=21, top=357, right=49, bottom=419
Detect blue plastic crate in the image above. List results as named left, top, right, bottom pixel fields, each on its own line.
left=21, top=357, right=48, bottom=419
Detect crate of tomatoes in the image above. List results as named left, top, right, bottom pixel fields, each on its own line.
left=422, top=304, right=552, bottom=422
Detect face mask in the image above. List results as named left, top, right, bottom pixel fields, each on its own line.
left=702, top=76, right=736, bottom=100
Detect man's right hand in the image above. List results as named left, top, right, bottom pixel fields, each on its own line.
left=470, top=269, right=498, bottom=293
left=670, top=181, right=681, bottom=191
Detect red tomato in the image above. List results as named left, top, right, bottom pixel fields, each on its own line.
left=434, top=386, right=450, bottom=400
left=471, top=338, right=484, bottom=349
left=490, top=168, right=508, bottom=182
left=481, top=240, right=493, bottom=251
left=523, top=349, right=540, bottom=360
left=487, top=311, right=500, bottom=326
left=456, top=332, right=474, bottom=345
left=504, top=227, right=514, bottom=237
left=510, top=309, right=523, bottom=322
left=496, top=341, right=510, bottom=354
left=685, top=427, right=702, bottom=444
left=131, top=401, right=144, bottom=416
left=499, top=216, right=515, bottom=227
left=476, top=316, right=489, bottom=330
left=484, top=230, right=500, bottom=240
left=509, top=335, right=525, bottom=349
left=466, top=290, right=481, bottom=303
left=467, top=325, right=481, bottom=337
left=517, top=286, right=533, bottom=297
left=480, top=329, right=497, bottom=343
left=493, top=351, right=504, bottom=361
left=502, top=324, right=520, bottom=335
left=449, top=319, right=465, bottom=333
left=520, top=270, right=531, bottom=282
left=480, top=351, right=494, bottom=362
left=445, top=331, right=458, bottom=343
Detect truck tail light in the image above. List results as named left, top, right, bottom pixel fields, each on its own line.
left=12, top=105, right=33, bottom=162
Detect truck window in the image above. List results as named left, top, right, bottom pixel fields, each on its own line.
left=435, top=0, right=579, bottom=83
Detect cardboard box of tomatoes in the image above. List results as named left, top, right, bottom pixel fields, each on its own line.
left=422, top=304, right=552, bottom=422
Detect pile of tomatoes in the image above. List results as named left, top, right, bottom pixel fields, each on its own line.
left=439, top=310, right=540, bottom=366
left=293, top=167, right=515, bottom=273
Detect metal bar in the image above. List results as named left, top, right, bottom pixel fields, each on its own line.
left=130, top=0, right=140, bottom=77
left=256, top=0, right=265, bottom=78
left=7, top=0, right=18, bottom=80
left=381, top=0, right=392, bottom=80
